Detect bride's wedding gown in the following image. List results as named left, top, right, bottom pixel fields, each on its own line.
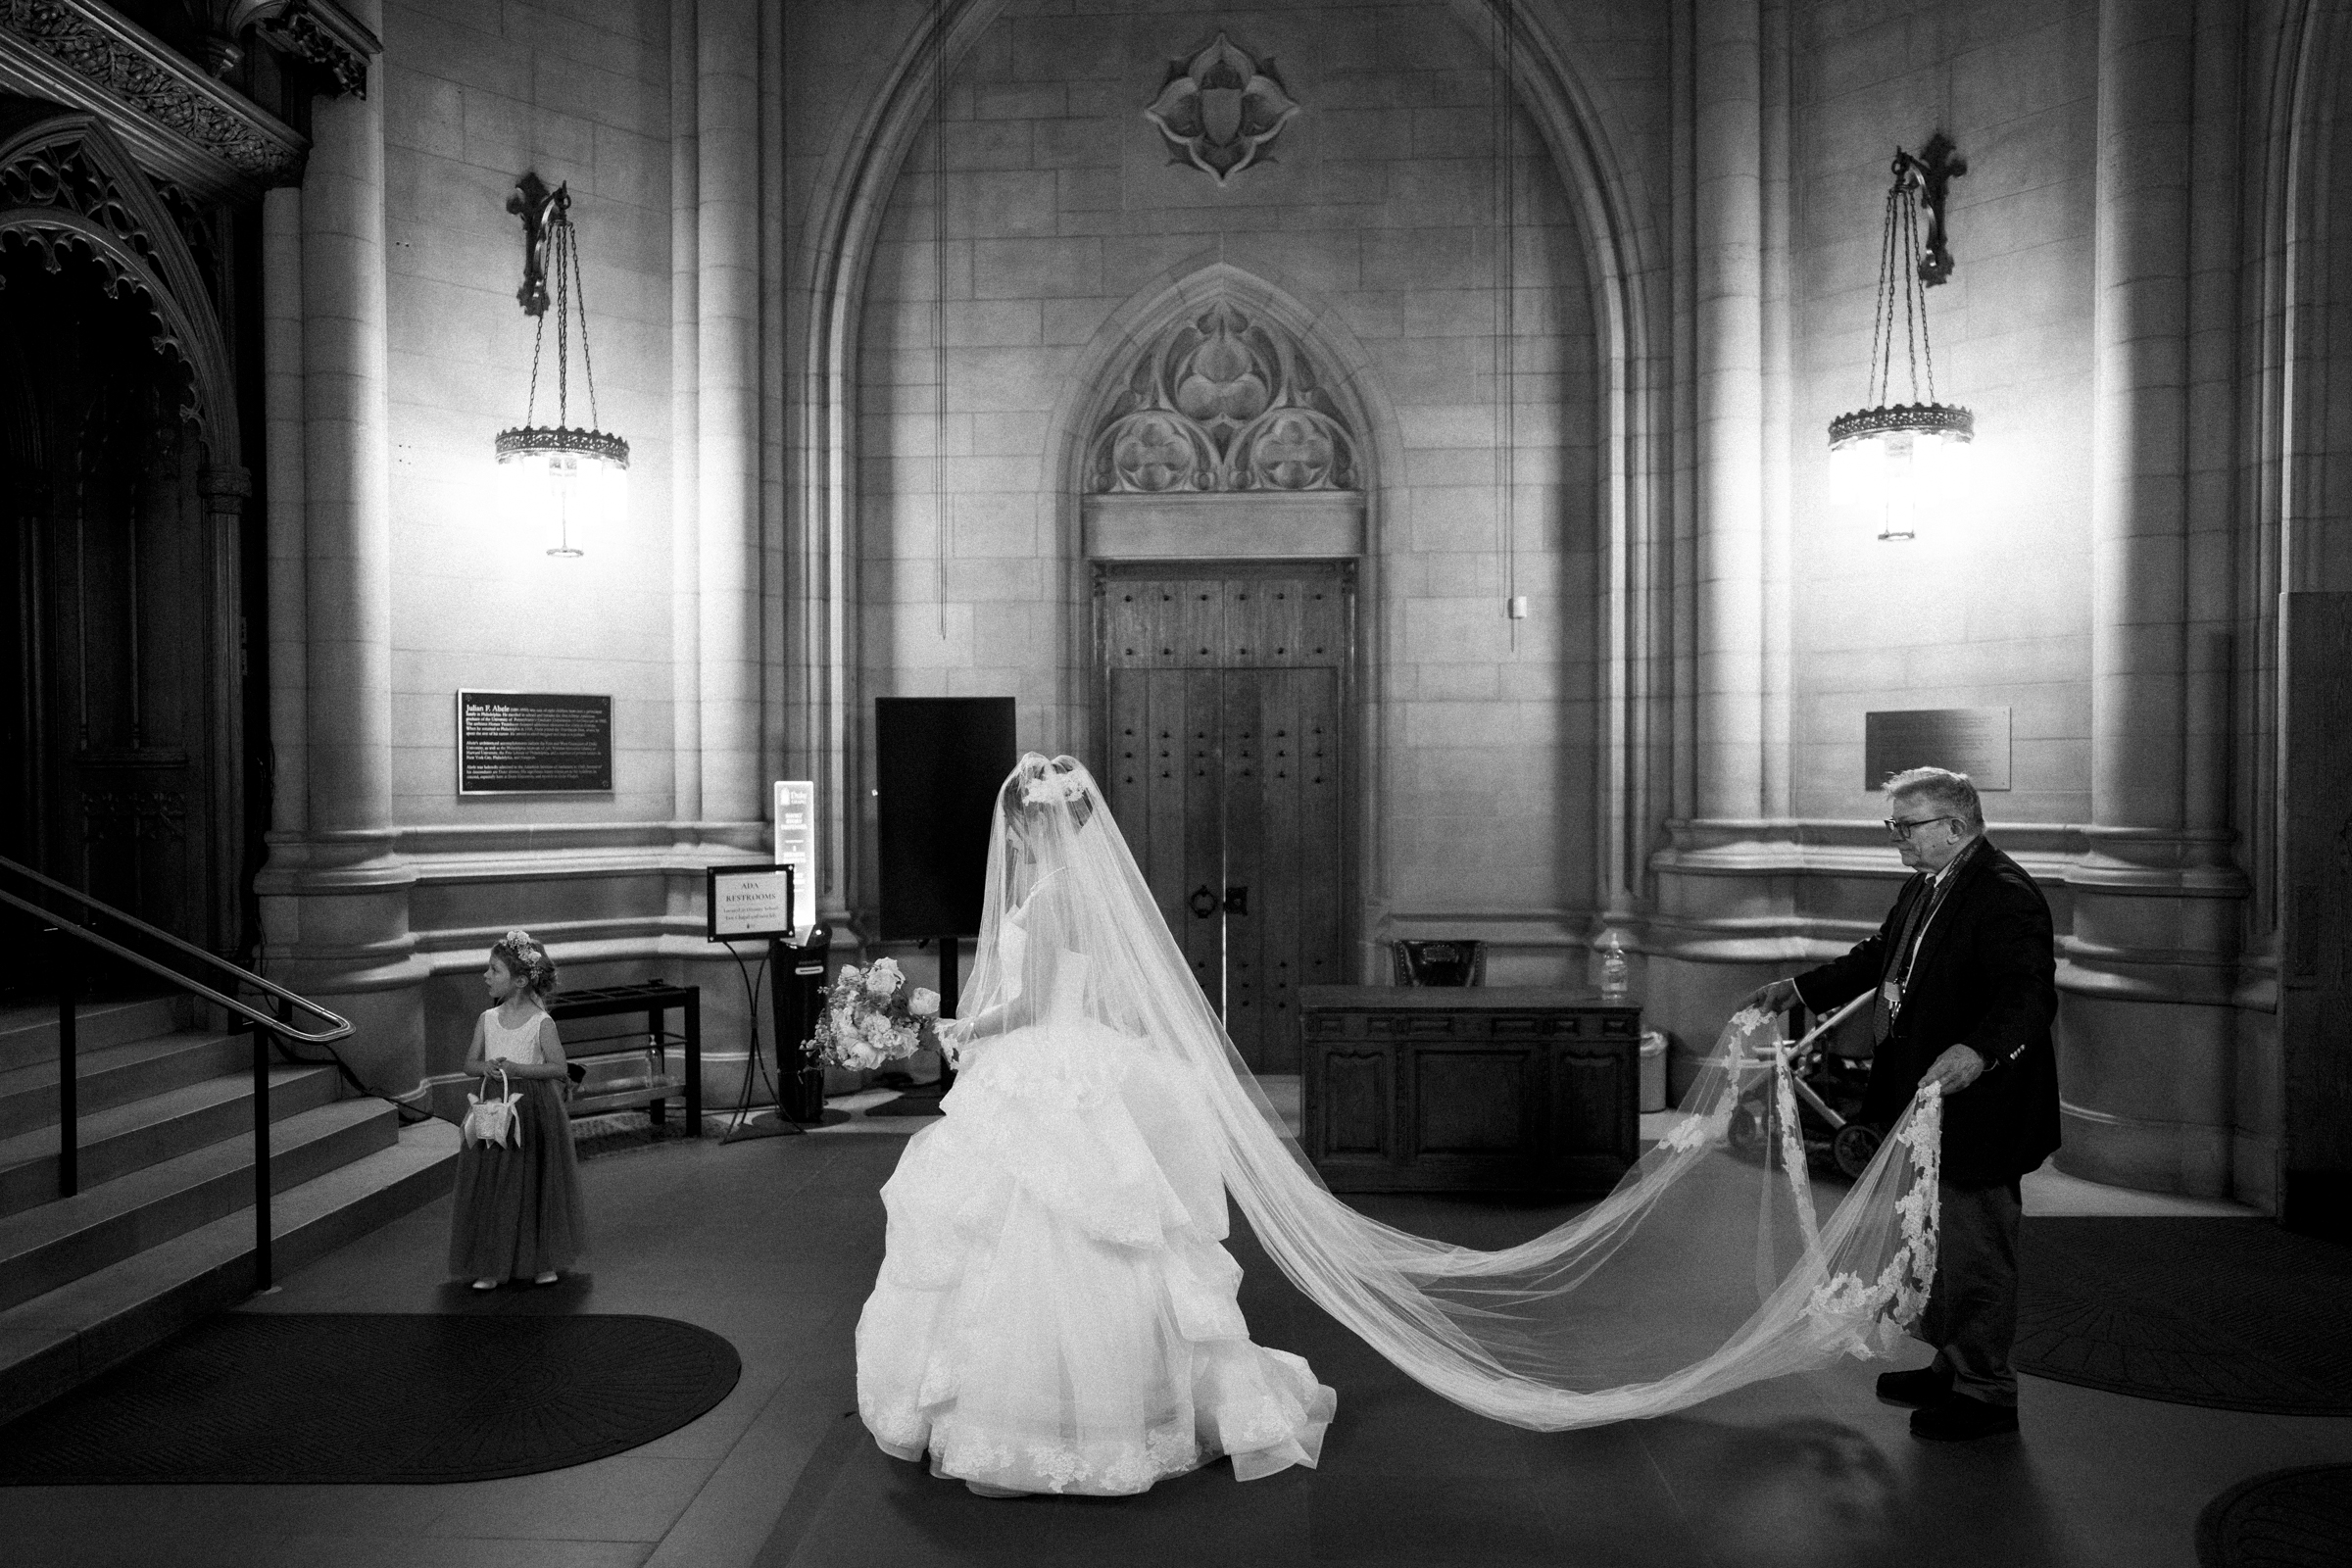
left=855, top=872, right=1334, bottom=1495
left=852, top=754, right=1944, bottom=1494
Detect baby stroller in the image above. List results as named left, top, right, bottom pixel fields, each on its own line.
left=1727, top=993, right=1886, bottom=1179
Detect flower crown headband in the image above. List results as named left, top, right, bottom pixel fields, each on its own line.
left=1019, top=767, right=1089, bottom=808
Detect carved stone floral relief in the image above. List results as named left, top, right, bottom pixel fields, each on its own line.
left=1144, top=32, right=1298, bottom=184
left=1090, top=302, right=1357, bottom=494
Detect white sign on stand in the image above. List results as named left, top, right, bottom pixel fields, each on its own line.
left=773, top=780, right=818, bottom=936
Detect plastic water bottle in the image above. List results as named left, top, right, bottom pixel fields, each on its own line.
left=1599, top=933, right=1630, bottom=1000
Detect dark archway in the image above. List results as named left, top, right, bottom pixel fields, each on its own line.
left=0, top=108, right=251, bottom=968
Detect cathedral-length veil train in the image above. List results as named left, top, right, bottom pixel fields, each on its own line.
left=855, top=755, right=1941, bottom=1494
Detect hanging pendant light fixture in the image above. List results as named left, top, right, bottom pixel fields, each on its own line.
left=496, top=172, right=628, bottom=558
left=1829, top=133, right=1971, bottom=543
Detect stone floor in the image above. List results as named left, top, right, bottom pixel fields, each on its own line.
left=0, top=1100, right=2345, bottom=1568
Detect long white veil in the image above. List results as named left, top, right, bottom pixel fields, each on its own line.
left=944, top=755, right=1943, bottom=1430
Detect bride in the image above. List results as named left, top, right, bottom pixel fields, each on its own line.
left=856, top=755, right=1943, bottom=1497
left=855, top=757, right=1335, bottom=1495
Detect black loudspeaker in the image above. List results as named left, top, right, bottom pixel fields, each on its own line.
left=875, top=697, right=1017, bottom=942
left=772, top=924, right=831, bottom=1122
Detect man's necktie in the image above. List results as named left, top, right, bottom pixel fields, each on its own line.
left=1871, top=878, right=1936, bottom=1046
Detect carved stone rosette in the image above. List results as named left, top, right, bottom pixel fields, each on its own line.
left=1089, top=301, right=1357, bottom=494
left=1144, top=32, right=1298, bottom=185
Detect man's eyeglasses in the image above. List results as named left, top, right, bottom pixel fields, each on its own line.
left=1884, top=814, right=1958, bottom=841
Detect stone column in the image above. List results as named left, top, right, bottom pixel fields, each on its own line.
left=1691, top=0, right=1766, bottom=824
left=254, top=7, right=425, bottom=1094
left=696, top=0, right=764, bottom=831
left=2060, top=0, right=2244, bottom=1198
left=262, top=186, right=307, bottom=845
left=301, top=75, right=393, bottom=844
left=196, top=466, right=250, bottom=956
left=670, top=0, right=704, bottom=829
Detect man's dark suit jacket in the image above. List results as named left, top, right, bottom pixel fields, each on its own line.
left=1792, top=837, right=2061, bottom=1185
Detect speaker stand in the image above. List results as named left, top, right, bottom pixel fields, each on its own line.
left=865, top=935, right=959, bottom=1119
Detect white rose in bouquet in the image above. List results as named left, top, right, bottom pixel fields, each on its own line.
left=908, top=988, right=940, bottom=1018
left=835, top=964, right=863, bottom=992
left=864, top=956, right=905, bottom=998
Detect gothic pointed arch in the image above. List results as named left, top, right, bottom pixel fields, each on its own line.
left=0, top=107, right=239, bottom=459
left=794, top=0, right=1670, bottom=924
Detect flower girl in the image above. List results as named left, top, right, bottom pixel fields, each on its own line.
left=448, top=930, right=586, bottom=1289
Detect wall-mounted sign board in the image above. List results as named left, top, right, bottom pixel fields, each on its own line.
left=458, top=691, right=612, bottom=794
left=1864, top=707, right=2011, bottom=791
left=708, top=863, right=797, bottom=943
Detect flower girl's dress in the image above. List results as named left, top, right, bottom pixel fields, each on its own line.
left=855, top=872, right=1335, bottom=1495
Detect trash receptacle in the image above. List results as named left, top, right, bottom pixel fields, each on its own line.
left=1393, top=940, right=1484, bottom=986
left=1639, top=1030, right=1669, bottom=1114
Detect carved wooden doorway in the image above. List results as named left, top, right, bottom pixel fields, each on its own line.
left=1099, top=563, right=1352, bottom=1073
left=0, top=242, right=234, bottom=961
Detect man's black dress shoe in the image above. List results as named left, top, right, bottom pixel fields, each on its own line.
left=1910, top=1394, right=2020, bottom=1442
left=1875, top=1363, right=1954, bottom=1409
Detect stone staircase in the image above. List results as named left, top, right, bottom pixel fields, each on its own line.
left=0, top=996, right=460, bottom=1426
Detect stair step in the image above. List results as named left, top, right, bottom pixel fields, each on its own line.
left=0, top=998, right=183, bottom=1076
left=0, top=1065, right=343, bottom=1220
left=0, top=1118, right=462, bottom=1427
left=0, top=1100, right=400, bottom=1314
left=0, top=1031, right=250, bottom=1143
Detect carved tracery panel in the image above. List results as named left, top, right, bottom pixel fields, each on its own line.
left=1089, top=301, right=1358, bottom=495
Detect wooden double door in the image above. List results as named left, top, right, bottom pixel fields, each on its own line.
left=1, top=241, right=242, bottom=968
left=1100, top=564, right=1352, bottom=1072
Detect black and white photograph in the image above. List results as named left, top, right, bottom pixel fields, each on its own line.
left=0, top=1, right=2348, bottom=1564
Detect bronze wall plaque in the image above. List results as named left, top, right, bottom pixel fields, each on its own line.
left=1864, top=707, right=2010, bottom=791
left=458, top=690, right=612, bottom=794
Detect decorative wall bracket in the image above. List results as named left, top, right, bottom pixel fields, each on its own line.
left=253, top=0, right=373, bottom=98
left=507, top=170, right=565, bottom=317
left=1144, top=31, right=1298, bottom=185
left=1901, top=130, right=1966, bottom=286
left=182, top=0, right=373, bottom=95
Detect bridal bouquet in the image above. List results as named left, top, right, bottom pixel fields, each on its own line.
left=805, top=956, right=943, bottom=1070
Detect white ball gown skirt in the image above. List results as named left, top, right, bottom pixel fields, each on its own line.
left=855, top=1019, right=1336, bottom=1495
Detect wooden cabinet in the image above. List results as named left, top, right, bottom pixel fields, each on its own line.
left=1298, top=987, right=1641, bottom=1195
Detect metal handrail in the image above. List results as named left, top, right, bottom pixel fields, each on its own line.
left=0, top=856, right=351, bottom=1045
left=3, top=855, right=354, bottom=1290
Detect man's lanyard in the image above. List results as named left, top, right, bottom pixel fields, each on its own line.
left=1875, top=842, right=1975, bottom=1039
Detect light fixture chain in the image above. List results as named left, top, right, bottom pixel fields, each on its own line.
left=523, top=308, right=548, bottom=428
left=1910, top=186, right=1940, bottom=403
left=567, top=211, right=603, bottom=430
left=553, top=216, right=571, bottom=427
left=1870, top=181, right=1900, bottom=410
left=1897, top=181, right=1923, bottom=405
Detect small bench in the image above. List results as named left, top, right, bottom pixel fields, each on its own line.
left=548, top=982, right=702, bottom=1134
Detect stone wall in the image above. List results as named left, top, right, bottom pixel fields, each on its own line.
left=1788, top=0, right=2099, bottom=825
left=380, top=0, right=675, bottom=829
left=270, top=0, right=772, bottom=1103
left=850, top=0, right=1607, bottom=975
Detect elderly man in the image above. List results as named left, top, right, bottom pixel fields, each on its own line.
left=1747, top=766, right=2059, bottom=1441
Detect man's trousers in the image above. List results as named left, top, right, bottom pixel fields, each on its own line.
left=1915, top=1176, right=2023, bottom=1406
